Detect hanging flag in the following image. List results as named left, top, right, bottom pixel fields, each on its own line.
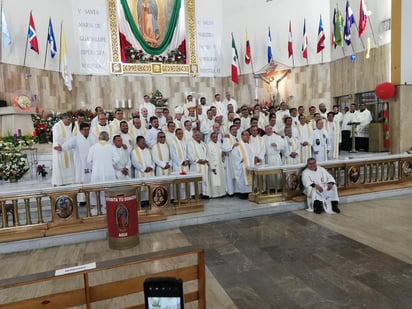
left=267, top=27, right=273, bottom=63
left=335, top=5, right=344, bottom=47
left=231, top=33, right=239, bottom=84
left=317, top=15, right=325, bottom=53
left=28, top=11, right=39, bottom=53
left=365, top=37, right=371, bottom=59
left=331, top=8, right=336, bottom=48
left=47, top=18, right=57, bottom=58
left=302, top=19, right=308, bottom=59
left=2, top=10, right=11, bottom=48
left=60, top=27, right=73, bottom=91
left=288, top=21, right=293, bottom=58
left=344, top=0, right=355, bottom=45
left=359, top=0, right=370, bottom=37
left=245, top=31, right=251, bottom=64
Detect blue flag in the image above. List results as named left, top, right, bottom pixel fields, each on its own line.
left=344, top=0, right=355, bottom=45
left=48, top=18, right=57, bottom=58
left=267, top=27, right=273, bottom=63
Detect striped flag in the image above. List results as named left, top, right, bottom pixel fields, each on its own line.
left=231, top=33, right=239, bottom=84
left=28, top=11, right=39, bottom=53
left=288, top=21, right=293, bottom=58
left=317, top=15, right=325, bottom=53
left=302, top=19, right=308, bottom=59
left=47, top=18, right=57, bottom=58
left=267, top=27, right=273, bottom=63
left=245, top=31, right=251, bottom=64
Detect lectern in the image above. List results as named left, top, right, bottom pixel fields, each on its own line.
left=347, top=122, right=360, bottom=153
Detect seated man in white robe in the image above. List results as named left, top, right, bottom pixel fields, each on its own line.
left=232, top=130, right=254, bottom=199
left=206, top=132, right=226, bottom=198
left=113, top=134, right=131, bottom=180
left=301, top=157, right=340, bottom=214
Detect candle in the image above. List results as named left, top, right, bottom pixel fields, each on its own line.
left=122, top=99, right=126, bottom=108
left=127, top=99, right=132, bottom=109
left=115, top=99, right=119, bottom=108
left=18, top=129, right=22, bottom=137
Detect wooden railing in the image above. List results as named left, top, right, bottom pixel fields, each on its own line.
left=0, top=173, right=203, bottom=243
left=249, top=154, right=412, bottom=203
left=0, top=246, right=206, bottom=309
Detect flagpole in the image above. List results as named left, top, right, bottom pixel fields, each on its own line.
left=353, top=22, right=365, bottom=49
left=367, top=16, right=377, bottom=46
left=292, top=54, right=295, bottom=68
left=23, top=11, right=32, bottom=67
left=321, top=51, right=323, bottom=64
left=43, top=17, right=51, bottom=69
left=59, top=21, right=63, bottom=72
left=0, top=0, right=3, bottom=62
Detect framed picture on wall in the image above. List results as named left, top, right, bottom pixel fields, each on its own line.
left=107, top=0, right=198, bottom=75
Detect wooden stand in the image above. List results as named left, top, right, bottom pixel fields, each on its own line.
left=348, top=122, right=360, bottom=153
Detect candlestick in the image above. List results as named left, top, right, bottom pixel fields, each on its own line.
left=122, top=99, right=126, bottom=108
left=115, top=99, right=119, bottom=108
left=127, top=99, right=132, bottom=109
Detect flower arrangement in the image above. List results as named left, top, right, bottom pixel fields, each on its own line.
left=0, top=147, right=29, bottom=181
left=150, top=89, right=168, bottom=108
left=31, top=108, right=97, bottom=144
left=124, top=44, right=186, bottom=64
left=37, top=164, right=48, bottom=177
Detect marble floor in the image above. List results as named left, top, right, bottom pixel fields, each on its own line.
left=0, top=192, right=411, bottom=308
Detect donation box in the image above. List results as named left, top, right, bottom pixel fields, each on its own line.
left=106, top=186, right=139, bottom=250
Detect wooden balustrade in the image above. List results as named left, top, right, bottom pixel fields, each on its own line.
left=249, top=154, right=412, bottom=204
left=0, top=173, right=203, bottom=243
left=0, top=245, right=206, bottom=309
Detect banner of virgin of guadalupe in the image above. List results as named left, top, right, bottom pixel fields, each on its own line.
left=119, top=0, right=186, bottom=57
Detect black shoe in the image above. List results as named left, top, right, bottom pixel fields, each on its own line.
left=200, top=194, right=209, bottom=200
left=239, top=193, right=249, bottom=200
left=79, top=202, right=86, bottom=207
left=331, top=201, right=340, bottom=213
left=313, top=200, right=323, bottom=214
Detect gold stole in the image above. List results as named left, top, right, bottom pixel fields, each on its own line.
left=192, top=141, right=208, bottom=182
left=297, top=124, right=312, bottom=163
left=133, top=147, right=154, bottom=177
left=59, top=121, right=70, bottom=168
left=156, top=143, right=170, bottom=176
left=238, top=142, right=252, bottom=185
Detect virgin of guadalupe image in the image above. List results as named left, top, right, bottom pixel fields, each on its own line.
left=137, top=0, right=160, bottom=47
left=116, top=204, right=129, bottom=231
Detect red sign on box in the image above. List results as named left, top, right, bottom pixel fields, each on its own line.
left=106, top=194, right=138, bottom=239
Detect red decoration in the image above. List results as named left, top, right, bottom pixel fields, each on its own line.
left=375, top=82, right=395, bottom=100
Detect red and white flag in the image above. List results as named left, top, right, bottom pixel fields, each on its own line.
left=317, top=15, right=325, bottom=53
left=231, top=33, right=239, bottom=84
left=28, top=11, right=39, bottom=54
left=302, top=19, right=308, bottom=59
left=359, top=0, right=370, bottom=37
left=288, top=21, right=293, bottom=58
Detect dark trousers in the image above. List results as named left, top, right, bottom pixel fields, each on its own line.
left=341, top=130, right=351, bottom=151
left=356, top=137, right=369, bottom=152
